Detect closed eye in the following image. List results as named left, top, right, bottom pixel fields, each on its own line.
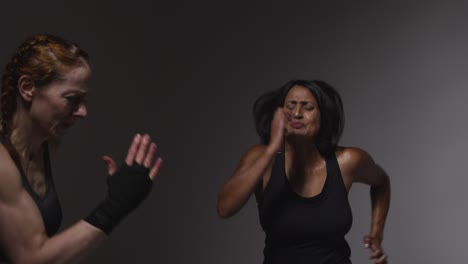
left=300, top=102, right=315, bottom=111
left=285, top=102, right=296, bottom=110
left=64, top=95, right=86, bottom=107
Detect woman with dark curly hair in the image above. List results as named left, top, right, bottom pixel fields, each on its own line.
left=0, top=34, right=163, bottom=263
left=218, top=80, right=390, bottom=264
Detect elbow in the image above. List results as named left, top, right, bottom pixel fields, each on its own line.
left=370, top=176, right=391, bottom=196
left=382, top=175, right=391, bottom=189
left=217, top=208, right=230, bottom=219
left=216, top=197, right=235, bottom=219
left=373, top=174, right=391, bottom=189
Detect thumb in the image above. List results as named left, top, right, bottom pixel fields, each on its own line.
left=103, top=155, right=117, bottom=175
left=363, top=235, right=372, bottom=248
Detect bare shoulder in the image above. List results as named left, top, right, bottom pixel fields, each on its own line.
left=336, top=146, right=388, bottom=185
left=336, top=146, right=374, bottom=171
left=0, top=145, right=49, bottom=263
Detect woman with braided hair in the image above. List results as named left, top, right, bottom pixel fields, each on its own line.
left=0, top=34, right=163, bottom=263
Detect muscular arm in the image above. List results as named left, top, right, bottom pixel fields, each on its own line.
left=338, top=147, right=390, bottom=241
left=217, top=145, right=276, bottom=218
left=0, top=165, right=106, bottom=264
left=0, top=133, right=162, bottom=264
left=217, top=108, right=286, bottom=218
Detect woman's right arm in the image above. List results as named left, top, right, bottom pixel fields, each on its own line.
left=0, top=157, right=106, bottom=264
left=0, top=201, right=106, bottom=264
left=0, top=134, right=162, bottom=264
left=216, top=145, right=276, bottom=218
left=217, top=108, right=286, bottom=218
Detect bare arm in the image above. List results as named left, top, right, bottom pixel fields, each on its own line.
left=0, top=134, right=163, bottom=264
left=0, top=158, right=106, bottom=264
left=338, top=147, right=390, bottom=264
left=217, top=145, right=276, bottom=218
left=217, top=108, right=287, bottom=218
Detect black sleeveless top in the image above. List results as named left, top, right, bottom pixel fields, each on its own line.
left=0, top=136, right=62, bottom=262
left=255, top=151, right=353, bottom=264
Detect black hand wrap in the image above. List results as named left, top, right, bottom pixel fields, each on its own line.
left=84, top=163, right=153, bottom=235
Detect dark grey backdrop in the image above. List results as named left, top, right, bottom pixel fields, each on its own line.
left=1, top=0, right=467, bottom=263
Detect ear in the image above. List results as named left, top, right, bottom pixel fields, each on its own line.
left=18, top=75, right=35, bottom=102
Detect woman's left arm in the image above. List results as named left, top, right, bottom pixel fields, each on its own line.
left=338, top=147, right=390, bottom=264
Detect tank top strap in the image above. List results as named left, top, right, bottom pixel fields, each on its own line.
left=43, top=143, right=52, bottom=181
left=324, top=150, right=348, bottom=194
left=9, top=141, right=62, bottom=236
left=256, top=150, right=289, bottom=207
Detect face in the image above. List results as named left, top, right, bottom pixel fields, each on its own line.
left=283, top=85, right=321, bottom=139
left=29, top=65, right=90, bottom=138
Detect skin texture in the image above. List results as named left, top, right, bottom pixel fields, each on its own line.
left=0, top=65, right=163, bottom=264
left=218, top=85, right=390, bottom=264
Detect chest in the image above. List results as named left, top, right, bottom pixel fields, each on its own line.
left=28, top=172, right=47, bottom=197
left=262, top=157, right=330, bottom=197
left=23, top=161, right=48, bottom=198
left=259, top=156, right=353, bottom=243
left=285, top=163, right=328, bottom=198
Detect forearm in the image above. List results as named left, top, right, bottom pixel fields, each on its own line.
left=11, top=221, right=106, bottom=264
left=217, top=147, right=276, bottom=217
left=2, top=133, right=159, bottom=264
left=369, top=177, right=391, bottom=241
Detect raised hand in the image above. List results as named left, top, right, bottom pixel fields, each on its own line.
left=85, top=133, right=164, bottom=235
left=103, top=133, right=163, bottom=180
left=267, top=108, right=288, bottom=153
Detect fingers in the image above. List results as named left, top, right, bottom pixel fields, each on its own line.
left=274, top=108, right=287, bottom=125
left=370, top=248, right=383, bottom=259
left=125, top=134, right=142, bottom=166
left=363, top=235, right=372, bottom=247
left=363, top=235, right=378, bottom=250
left=276, top=108, right=291, bottom=136
left=126, top=133, right=163, bottom=180
left=149, top=157, right=163, bottom=180
left=135, top=134, right=151, bottom=165
left=370, top=248, right=387, bottom=264
left=363, top=235, right=387, bottom=264
left=282, top=108, right=292, bottom=121
left=268, top=108, right=287, bottom=152
left=143, top=143, right=156, bottom=167
left=103, top=155, right=117, bottom=175
left=373, top=252, right=388, bottom=264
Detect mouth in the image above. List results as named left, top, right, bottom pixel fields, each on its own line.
left=290, top=122, right=304, bottom=129
left=60, top=121, right=75, bottom=130
left=63, top=122, right=73, bottom=127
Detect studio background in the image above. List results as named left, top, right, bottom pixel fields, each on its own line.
left=1, top=1, right=467, bottom=263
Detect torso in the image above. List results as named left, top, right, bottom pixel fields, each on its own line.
left=260, top=147, right=353, bottom=196
left=0, top=138, right=62, bottom=261
left=255, top=146, right=353, bottom=264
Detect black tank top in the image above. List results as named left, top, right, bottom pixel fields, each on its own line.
left=255, top=151, right=353, bottom=264
left=0, top=136, right=62, bottom=262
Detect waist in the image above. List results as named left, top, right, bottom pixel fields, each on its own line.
left=263, top=240, right=351, bottom=264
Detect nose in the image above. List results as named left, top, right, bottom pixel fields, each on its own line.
left=292, top=105, right=302, bottom=118
left=73, top=103, right=87, bottom=118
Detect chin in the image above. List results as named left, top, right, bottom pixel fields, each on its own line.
left=287, top=131, right=318, bottom=141
left=49, top=126, right=68, bottom=139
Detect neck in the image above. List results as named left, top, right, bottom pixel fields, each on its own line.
left=285, top=135, right=322, bottom=167
left=8, top=106, right=47, bottom=162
